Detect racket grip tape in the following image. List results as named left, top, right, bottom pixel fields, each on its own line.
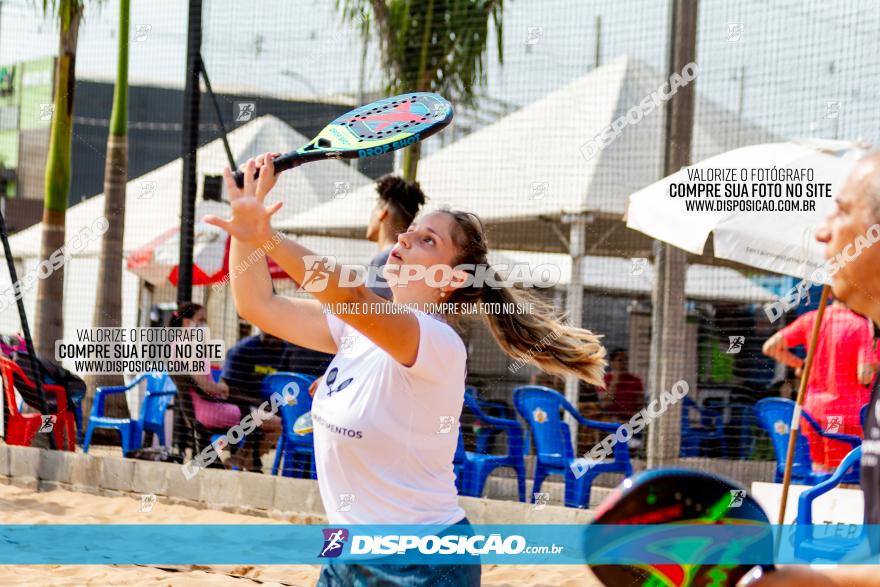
left=232, top=153, right=300, bottom=189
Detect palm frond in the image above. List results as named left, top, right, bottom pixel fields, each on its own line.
left=338, top=0, right=504, bottom=107
left=35, top=0, right=98, bottom=31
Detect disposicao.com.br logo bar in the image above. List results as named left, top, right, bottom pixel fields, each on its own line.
left=3, top=524, right=880, bottom=565
left=318, top=528, right=564, bottom=559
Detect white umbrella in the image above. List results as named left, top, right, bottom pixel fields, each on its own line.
left=625, top=138, right=871, bottom=527
left=626, top=139, right=868, bottom=277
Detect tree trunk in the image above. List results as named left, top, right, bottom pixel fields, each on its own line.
left=401, top=141, right=421, bottom=181
left=87, top=135, right=128, bottom=416
left=34, top=10, right=81, bottom=361
left=400, top=0, right=432, bottom=182
left=88, top=0, right=130, bottom=419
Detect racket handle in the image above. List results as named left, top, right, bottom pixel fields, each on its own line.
left=232, top=152, right=300, bottom=189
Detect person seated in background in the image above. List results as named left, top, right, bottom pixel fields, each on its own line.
left=762, top=299, right=878, bottom=472
left=223, top=329, right=289, bottom=409
left=598, top=348, right=644, bottom=420
left=283, top=341, right=334, bottom=380
left=0, top=333, right=26, bottom=358
left=221, top=329, right=292, bottom=470
left=168, top=303, right=245, bottom=467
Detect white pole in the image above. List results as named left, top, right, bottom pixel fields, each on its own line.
left=564, top=215, right=588, bottom=451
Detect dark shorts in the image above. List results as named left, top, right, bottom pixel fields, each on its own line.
left=316, top=517, right=481, bottom=587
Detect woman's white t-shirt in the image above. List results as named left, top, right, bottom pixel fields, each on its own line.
left=313, top=311, right=467, bottom=526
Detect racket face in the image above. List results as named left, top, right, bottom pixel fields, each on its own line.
left=297, top=93, right=453, bottom=161
left=590, top=469, right=772, bottom=587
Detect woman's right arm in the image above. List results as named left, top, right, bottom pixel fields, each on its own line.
left=208, top=155, right=423, bottom=366
left=208, top=157, right=337, bottom=355
left=229, top=235, right=337, bottom=354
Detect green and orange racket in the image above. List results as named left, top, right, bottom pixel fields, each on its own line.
left=590, top=469, right=775, bottom=587
left=233, top=92, right=453, bottom=188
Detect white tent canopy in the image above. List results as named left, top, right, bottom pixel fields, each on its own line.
left=8, top=115, right=370, bottom=258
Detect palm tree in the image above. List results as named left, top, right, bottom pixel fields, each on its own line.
left=33, top=0, right=88, bottom=359
left=338, top=0, right=504, bottom=179
left=89, top=0, right=130, bottom=413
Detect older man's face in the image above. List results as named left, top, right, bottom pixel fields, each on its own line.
left=816, top=156, right=880, bottom=320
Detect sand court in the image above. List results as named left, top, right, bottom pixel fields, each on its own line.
left=0, top=482, right=598, bottom=586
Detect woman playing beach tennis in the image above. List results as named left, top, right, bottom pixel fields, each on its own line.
left=205, top=153, right=606, bottom=587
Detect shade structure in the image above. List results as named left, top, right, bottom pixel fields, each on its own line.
left=0, top=115, right=369, bottom=347
left=272, top=55, right=782, bottom=440
left=276, top=55, right=778, bottom=259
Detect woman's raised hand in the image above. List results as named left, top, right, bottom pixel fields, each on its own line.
left=203, top=152, right=283, bottom=246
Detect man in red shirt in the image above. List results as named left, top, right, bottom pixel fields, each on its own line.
left=599, top=349, right=645, bottom=419
left=762, top=300, right=877, bottom=471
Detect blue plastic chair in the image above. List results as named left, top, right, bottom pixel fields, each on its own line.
left=453, top=390, right=526, bottom=501
left=513, top=385, right=633, bottom=508
left=755, top=398, right=861, bottom=485
left=139, top=379, right=177, bottom=447
left=680, top=396, right=725, bottom=457
left=83, top=372, right=176, bottom=454
left=263, top=372, right=316, bottom=479
left=795, top=446, right=864, bottom=560
left=465, top=387, right=529, bottom=455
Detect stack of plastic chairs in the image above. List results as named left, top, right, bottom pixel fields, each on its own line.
left=1, top=356, right=75, bottom=451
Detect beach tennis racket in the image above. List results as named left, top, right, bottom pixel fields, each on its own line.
left=233, top=92, right=453, bottom=188
left=590, top=469, right=775, bottom=587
